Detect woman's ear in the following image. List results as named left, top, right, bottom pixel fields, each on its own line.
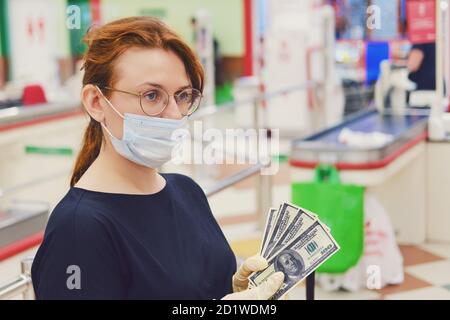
left=81, top=84, right=106, bottom=123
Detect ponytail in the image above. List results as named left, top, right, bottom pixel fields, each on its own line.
left=70, top=119, right=103, bottom=187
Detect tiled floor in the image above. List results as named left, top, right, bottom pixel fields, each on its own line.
left=225, top=219, right=450, bottom=300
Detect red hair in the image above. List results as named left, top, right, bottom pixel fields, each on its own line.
left=70, top=16, right=204, bottom=187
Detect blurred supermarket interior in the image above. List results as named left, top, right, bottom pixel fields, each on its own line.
left=1, top=0, right=450, bottom=300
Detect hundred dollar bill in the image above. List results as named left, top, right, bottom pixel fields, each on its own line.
left=271, top=204, right=282, bottom=232
left=262, top=202, right=300, bottom=258
left=301, top=207, right=331, bottom=233
left=293, top=206, right=331, bottom=232
left=249, top=221, right=340, bottom=300
left=261, top=204, right=282, bottom=253
left=266, top=208, right=317, bottom=259
left=259, top=208, right=278, bottom=255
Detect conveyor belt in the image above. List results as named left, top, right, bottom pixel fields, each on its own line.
left=290, top=108, right=429, bottom=165
left=0, top=201, right=49, bottom=249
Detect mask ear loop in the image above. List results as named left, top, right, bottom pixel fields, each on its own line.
left=95, top=85, right=125, bottom=119
left=100, top=121, right=117, bottom=140
left=95, top=85, right=124, bottom=140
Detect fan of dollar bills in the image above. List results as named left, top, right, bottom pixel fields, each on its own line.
left=249, top=202, right=340, bottom=300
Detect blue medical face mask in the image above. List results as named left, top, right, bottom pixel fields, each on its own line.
left=96, top=86, right=188, bottom=168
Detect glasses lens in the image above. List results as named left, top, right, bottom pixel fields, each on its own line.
left=140, top=87, right=168, bottom=116
left=176, top=89, right=202, bottom=115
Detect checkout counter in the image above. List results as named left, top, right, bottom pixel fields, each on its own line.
left=0, top=100, right=84, bottom=261
left=288, top=27, right=450, bottom=244
left=289, top=108, right=429, bottom=244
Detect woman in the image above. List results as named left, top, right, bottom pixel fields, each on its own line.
left=31, top=16, right=284, bottom=300
left=407, top=43, right=436, bottom=91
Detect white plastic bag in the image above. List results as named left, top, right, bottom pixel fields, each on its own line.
left=317, top=193, right=404, bottom=292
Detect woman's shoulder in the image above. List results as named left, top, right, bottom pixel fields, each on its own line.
left=32, top=188, right=126, bottom=299
left=33, top=188, right=120, bottom=272
left=163, top=172, right=198, bottom=184
left=163, top=173, right=205, bottom=194
left=43, top=188, right=114, bottom=238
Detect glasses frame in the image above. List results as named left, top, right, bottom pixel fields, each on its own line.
left=101, top=85, right=203, bottom=116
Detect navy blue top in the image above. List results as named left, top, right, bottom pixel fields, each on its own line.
left=408, top=43, right=436, bottom=91
left=31, top=173, right=236, bottom=299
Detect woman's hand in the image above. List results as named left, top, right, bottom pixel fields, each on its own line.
left=232, top=254, right=268, bottom=293
left=221, top=254, right=284, bottom=300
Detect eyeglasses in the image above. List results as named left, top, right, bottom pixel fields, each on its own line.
left=101, top=85, right=203, bottom=116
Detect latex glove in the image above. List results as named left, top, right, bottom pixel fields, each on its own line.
left=232, top=254, right=269, bottom=293
left=222, top=254, right=284, bottom=300
left=222, top=272, right=284, bottom=300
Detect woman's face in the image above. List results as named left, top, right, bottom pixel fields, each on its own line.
left=101, top=47, right=191, bottom=140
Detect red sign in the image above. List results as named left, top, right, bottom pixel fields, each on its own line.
left=406, top=0, right=436, bottom=44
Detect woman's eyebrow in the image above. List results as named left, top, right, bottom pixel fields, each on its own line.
left=137, top=82, right=192, bottom=91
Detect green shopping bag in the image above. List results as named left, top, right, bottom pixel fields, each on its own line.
left=291, top=165, right=364, bottom=273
